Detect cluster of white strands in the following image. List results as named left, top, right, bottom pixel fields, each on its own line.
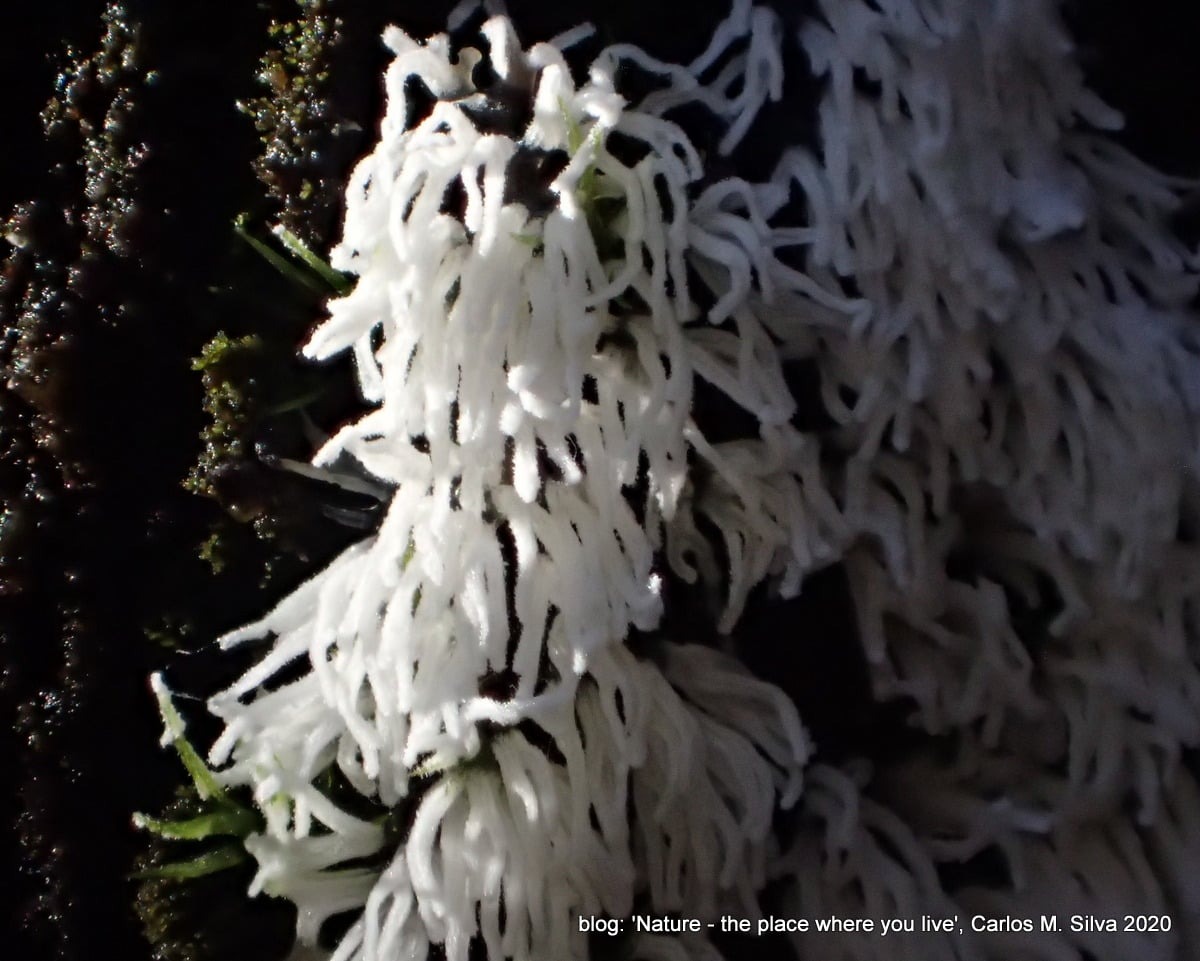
left=174, top=1, right=1200, bottom=960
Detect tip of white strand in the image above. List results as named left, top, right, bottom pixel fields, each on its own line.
left=382, top=26, right=417, bottom=56
left=549, top=22, right=595, bottom=52
left=217, top=626, right=254, bottom=650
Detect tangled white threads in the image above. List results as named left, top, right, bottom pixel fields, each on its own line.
left=779, top=762, right=1200, bottom=961
left=760, top=0, right=1200, bottom=817
left=208, top=5, right=805, bottom=802
left=780, top=0, right=1200, bottom=587
left=319, top=643, right=804, bottom=961
left=174, top=1, right=1200, bottom=959
left=202, top=8, right=808, bottom=960
left=775, top=764, right=966, bottom=961
left=748, top=2, right=1200, bottom=951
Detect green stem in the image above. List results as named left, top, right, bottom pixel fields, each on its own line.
left=274, top=225, right=353, bottom=294
left=131, top=845, right=248, bottom=881
left=133, top=805, right=261, bottom=842
left=234, top=214, right=329, bottom=295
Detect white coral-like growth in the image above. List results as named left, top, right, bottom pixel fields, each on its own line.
left=761, top=0, right=1200, bottom=819
left=778, top=762, right=1200, bottom=961
left=756, top=1, right=1200, bottom=953
left=166, top=1, right=1200, bottom=959
left=208, top=5, right=804, bottom=803
left=319, top=643, right=804, bottom=961
left=201, top=8, right=808, bottom=959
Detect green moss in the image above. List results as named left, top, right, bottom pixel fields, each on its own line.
left=241, top=0, right=343, bottom=248
left=184, top=332, right=263, bottom=504
left=196, top=530, right=227, bottom=574
left=187, top=0, right=353, bottom=582
left=143, top=614, right=197, bottom=650
left=40, top=4, right=146, bottom=257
